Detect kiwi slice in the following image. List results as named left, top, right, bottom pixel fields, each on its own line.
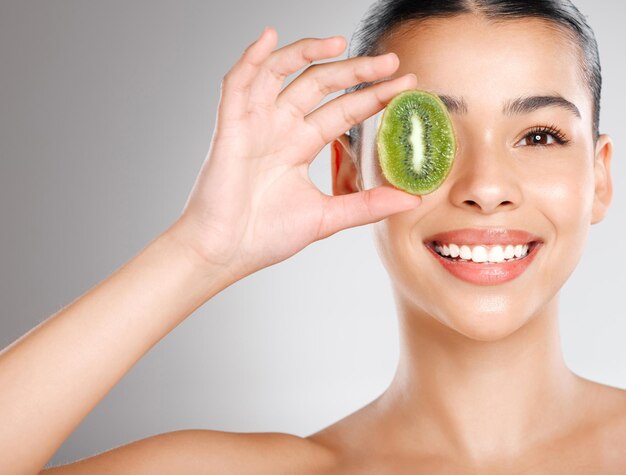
left=377, top=90, right=456, bottom=195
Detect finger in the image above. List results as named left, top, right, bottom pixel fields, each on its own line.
left=305, top=73, right=418, bottom=146
left=317, top=185, right=422, bottom=240
left=248, top=36, right=347, bottom=109
left=219, top=27, right=278, bottom=119
left=276, top=53, right=399, bottom=116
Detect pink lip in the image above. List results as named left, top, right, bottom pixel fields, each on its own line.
left=423, top=228, right=544, bottom=286
left=424, top=228, right=542, bottom=246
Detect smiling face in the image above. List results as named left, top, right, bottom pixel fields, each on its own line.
left=333, top=14, right=613, bottom=341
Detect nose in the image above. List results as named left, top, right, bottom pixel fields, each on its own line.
left=447, top=141, right=522, bottom=214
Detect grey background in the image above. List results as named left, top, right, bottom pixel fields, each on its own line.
left=0, top=0, right=623, bottom=468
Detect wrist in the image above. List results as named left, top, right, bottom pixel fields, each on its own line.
left=160, top=217, right=244, bottom=289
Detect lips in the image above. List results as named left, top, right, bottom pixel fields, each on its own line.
left=422, top=228, right=544, bottom=285
left=424, top=228, right=542, bottom=247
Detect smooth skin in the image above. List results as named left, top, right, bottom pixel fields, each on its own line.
left=1, top=14, right=624, bottom=475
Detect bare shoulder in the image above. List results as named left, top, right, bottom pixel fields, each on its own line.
left=41, top=429, right=338, bottom=475
left=570, top=378, right=626, bottom=470
left=579, top=378, right=626, bottom=435
left=595, top=382, right=626, bottom=440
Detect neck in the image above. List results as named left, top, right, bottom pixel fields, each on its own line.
left=375, top=293, right=582, bottom=463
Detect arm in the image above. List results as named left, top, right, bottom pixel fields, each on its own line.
left=39, top=429, right=334, bottom=475
left=2, top=26, right=419, bottom=475
left=0, top=221, right=235, bottom=475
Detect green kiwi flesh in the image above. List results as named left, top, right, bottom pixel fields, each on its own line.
left=377, top=90, right=456, bottom=195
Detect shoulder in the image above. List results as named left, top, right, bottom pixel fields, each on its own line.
left=580, top=379, right=626, bottom=434
left=41, top=429, right=338, bottom=474
left=569, top=378, right=626, bottom=470
left=593, top=383, right=626, bottom=442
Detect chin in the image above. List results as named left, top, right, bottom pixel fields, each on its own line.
left=427, top=286, right=555, bottom=343
left=399, top=283, right=544, bottom=343
left=444, top=310, right=531, bottom=342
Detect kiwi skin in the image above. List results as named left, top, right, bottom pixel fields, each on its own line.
left=377, top=89, right=457, bottom=195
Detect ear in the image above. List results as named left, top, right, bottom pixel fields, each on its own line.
left=591, top=133, right=613, bottom=224
left=331, top=134, right=362, bottom=195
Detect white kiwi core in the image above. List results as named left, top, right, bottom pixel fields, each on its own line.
left=409, top=115, right=426, bottom=172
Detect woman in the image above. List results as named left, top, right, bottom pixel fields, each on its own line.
left=2, top=0, right=624, bottom=473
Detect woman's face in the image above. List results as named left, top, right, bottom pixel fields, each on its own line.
left=350, top=14, right=613, bottom=341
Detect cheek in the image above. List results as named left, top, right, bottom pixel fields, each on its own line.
left=526, top=153, right=595, bottom=278
left=372, top=211, right=415, bottom=280
left=372, top=209, right=465, bottom=330
left=531, top=155, right=594, bottom=230
left=371, top=210, right=438, bottom=319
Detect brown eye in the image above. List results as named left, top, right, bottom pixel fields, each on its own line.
left=514, top=126, right=568, bottom=147
left=526, top=132, right=554, bottom=145
left=514, top=126, right=569, bottom=148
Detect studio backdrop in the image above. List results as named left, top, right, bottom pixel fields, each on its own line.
left=0, top=0, right=623, bottom=468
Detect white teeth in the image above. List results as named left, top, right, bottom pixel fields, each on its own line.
left=433, top=242, right=534, bottom=262
left=488, top=245, right=505, bottom=263
left=471, top=246, right=488, bottom=263
left=459, top=245, right=472, bottom=260
left=504, top=245, right=515, bottom=259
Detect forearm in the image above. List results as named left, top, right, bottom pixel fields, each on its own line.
left=0, top=222, right=235, bottom=474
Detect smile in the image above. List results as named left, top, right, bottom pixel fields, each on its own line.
left=423, top=229, right=544, bottom=285
left=433, top=242, right=533, bottom=263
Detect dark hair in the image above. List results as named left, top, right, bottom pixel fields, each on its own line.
left=347, top=0, right=602, bottom=160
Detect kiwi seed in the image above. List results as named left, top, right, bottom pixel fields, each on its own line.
left=377, top=89, right=456, bottom=195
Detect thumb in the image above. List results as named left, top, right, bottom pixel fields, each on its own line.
left=317, top=185, right=422, bottom=239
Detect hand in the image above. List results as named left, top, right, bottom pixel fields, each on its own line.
left=173, top=27, right=421, bottom=280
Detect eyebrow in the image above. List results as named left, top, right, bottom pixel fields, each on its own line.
left=437, top=94, right=581, bottom=118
